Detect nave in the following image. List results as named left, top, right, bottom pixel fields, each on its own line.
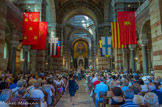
left=56, top=80, right=95, bottom=107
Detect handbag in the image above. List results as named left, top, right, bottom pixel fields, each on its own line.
left=74, top=81, right=79, bottom=91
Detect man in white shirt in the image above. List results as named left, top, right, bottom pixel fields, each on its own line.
left=12, top=80, right=24, bottom=96
left=29, top=81, right=45, bottom=107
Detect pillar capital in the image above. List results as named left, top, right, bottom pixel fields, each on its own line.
left=11, top=41, right=19, bottom=47
left=139, top=39, right=148, bottom=46
left=23, top=46, right=31, bottom=51
left=129, top=44, right=136, bottom=50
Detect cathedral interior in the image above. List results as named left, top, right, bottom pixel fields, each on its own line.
left=0, top=0, right=161, bottom=77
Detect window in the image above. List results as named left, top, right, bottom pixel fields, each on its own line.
left=20, top=48, right=23, bottom=61
left=28, top=51, right=30, bottom=62
left=3, top=43, right=7, bottom=59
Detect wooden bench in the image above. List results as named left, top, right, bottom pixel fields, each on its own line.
left=23, top=97, right=41, bottom=107
left=98, top=92, right=107, bottom=107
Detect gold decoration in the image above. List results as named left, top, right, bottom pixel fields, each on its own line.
left=25, top=18, right=28, bottom=22
left=29, top=27, right=33, bottom=31
left=124, top=21, right=131, bottom=26
left=34, top=18, right=38, bottom=22
left=73, top=41, right=88, bottom=58
left=34, top=36, right=37, bottom=40
left=39, top=31, right=43, bottom=37
left=24, top=36, right=27, bottom=40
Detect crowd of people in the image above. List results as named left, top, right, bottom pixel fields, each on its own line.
left=86, top=71, right=162, bottom=107
left=0, top=69, right=162, bottom=107
left=0, top=71, right=70, bottom=107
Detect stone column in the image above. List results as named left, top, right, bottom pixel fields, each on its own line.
left=122, top=48, right=129, bottom=71
left=139, top=39, right=148, bottom=75
left=110, top=56, right=113, bottom=70
left=23, top=46, right=30, bottom=74
left=30, top=50, right=37, bottom=74
left=11, top=41, right=18, bottom=76
left=129, top=45, right=136, bottom=72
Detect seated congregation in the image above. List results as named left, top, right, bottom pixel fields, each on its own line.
left=0, top=71, right=68, bottom=107
left=87, top=72, right=162, bottom=107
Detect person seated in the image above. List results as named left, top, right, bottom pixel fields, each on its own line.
left=10, top=87, right=27, bottom=106
left=12, top=80, right=24, bottom=96
left=148, top=83, right=162, bottom=104
left=121, top=79, right=129, bottom=92
left=41, top=80, right=53, bottom=106
left=119, top=89, right=139, bottom=107
left=129, top=83, right=144, bottom=105
left=24, top=79, right=35, bottom=97
left=93, top=76, right=100, bottom=88
left=144, top=92, right=159, bottom=107
left=29, top=81, right=45, bottom=107
left=94, top=77, right=108, bottom=107
left=0, top=89, right=12, bottom=107
left=138, top=79, right=148, bottom=92
left=109, top=87, right=125, bottom=105
left=91, top=74, right=98, bottom=84
left=108, top=81, right=117, bottom=97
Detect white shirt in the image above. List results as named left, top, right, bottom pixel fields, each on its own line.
left=92, top=77, right=98, bottom=83
left=133, top=95, right=144, bottom=105
left=12, top=87, right=20, bottom=96
left=29, top=89, right=44, bottom=107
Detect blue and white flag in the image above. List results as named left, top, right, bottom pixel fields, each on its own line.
left=101, top=36, right=112, bottom=56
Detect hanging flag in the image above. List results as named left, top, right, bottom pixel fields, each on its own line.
left=111, top=22, right=126, bottom=48
left=117, top=11, right=137, bottom=45
left=48, top=38, right=58, bottom=56
left=101, top=36, right=112, bottom=57
left=52, top=41, right=61, bottom=58
left=22, top=12, right=40, bottom=45
left=32, top=22, right=47, bottom=50
left=99, top=40, right=104, bottom=57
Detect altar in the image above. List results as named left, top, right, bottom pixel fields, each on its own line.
left=77, top=56, right=84, bottom=70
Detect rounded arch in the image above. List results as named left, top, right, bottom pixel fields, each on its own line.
left=57, top=0, right=103, bottom=24
left=63, top=8, right=98, bottom=26
left=68, top=27, right=93, bottom=40
left=140, top=18, right=151, bottom=39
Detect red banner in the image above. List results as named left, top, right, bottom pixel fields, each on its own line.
left=32, top=22, right=47, bottom=50
left=117, top=11, right=137, bottom=45
left=22, top=12, right=40, bottom=45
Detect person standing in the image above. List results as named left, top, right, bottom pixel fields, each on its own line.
left=66, top=74, right=78, bottom=106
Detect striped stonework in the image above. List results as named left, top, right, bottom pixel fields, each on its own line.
left=149, top=0, right=162, bottom=77
left=0, top=0, right=7, bottom=71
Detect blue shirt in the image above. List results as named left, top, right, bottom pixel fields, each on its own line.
left=119, top=101, right=139, bottom=107
left=94, top=82, right=108, bottom=99
left=122, top=86, right=129, bottom=92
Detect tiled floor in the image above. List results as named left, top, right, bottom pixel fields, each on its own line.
left=55, top=80, right=95, bottom=107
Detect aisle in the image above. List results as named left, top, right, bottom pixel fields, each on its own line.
left=55, top=80, right=95, bottom=107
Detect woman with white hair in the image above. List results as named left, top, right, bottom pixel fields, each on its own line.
left=144, top=92, right=159, bottom=107
left=0, top=89, right=12, bottom=107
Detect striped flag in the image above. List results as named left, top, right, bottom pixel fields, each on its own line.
left=101, top=36, right=112, bottom=57
left=48, top=38, right=58, bottom=56
left=99, top=40, right=104, bottom=57
left=111, top=22, right=126, bottom=48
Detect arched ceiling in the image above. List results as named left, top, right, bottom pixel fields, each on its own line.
left=55, top=0, right=103, bottom=24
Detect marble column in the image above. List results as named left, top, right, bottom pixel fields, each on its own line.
left=129, top=45, right=136, bottom=72
left=11, top=41, right=18, bottom=76
left=30, top=50, right=37, bottom=74
left=122, top=48, right=128, bottom=71
left=23, top=46, right=30, bottom=74
left=139, top=39, right=148, bottom=75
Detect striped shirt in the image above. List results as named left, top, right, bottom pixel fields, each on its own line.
left=119, top=101, right=139, bottom=107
